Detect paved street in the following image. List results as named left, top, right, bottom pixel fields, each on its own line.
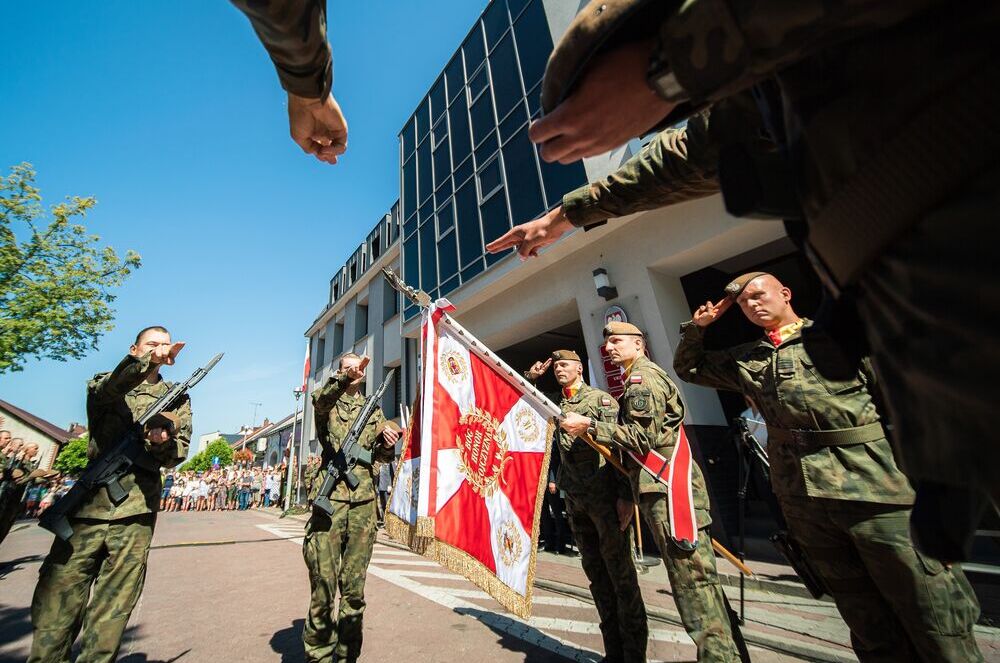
left=2, top=510, right=998, bottom=662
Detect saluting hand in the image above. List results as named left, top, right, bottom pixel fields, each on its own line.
left=692, top=299, right=733, bottom=327
left=288, top=93, right=348, bottom=165
left=150, top=342, right=185, bottom=365
left=526, top=358, right=552, bottom=381
left=486, top=206, right=573, bottom=259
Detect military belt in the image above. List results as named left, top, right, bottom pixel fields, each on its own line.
left=767, top=422, right=885, bottom=448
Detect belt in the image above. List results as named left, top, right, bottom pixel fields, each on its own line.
left=767, top=422, right=885, bottom=448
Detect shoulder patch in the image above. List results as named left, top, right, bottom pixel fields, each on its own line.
left=600, top=396, right=612, bottom=406
left=629, top=375, right=643, bottom=384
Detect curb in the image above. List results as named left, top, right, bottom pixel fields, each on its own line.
left=717, top=570, right=833, bottom=603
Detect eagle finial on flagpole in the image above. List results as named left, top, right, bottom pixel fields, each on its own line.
left=382, top=267, right=431, bottom=308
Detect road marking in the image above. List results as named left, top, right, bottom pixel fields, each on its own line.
left=368, top=557, right=440, bottom=567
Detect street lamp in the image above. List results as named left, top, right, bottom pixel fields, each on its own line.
left=284, top=387, right=305, bottom=511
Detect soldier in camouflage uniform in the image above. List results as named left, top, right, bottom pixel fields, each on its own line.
left=529, top=350, right=648, bottom=662
left=304, top=454, right=321, bottom=505
left=29, top=326, right=190, bottom=663
left=561, top=323, right=740, bottom=663
left=0, top=440, right=40, bottom=546
left=304, top=353, right=399, bottom=663
left=673, top=272, right=983, bottom=662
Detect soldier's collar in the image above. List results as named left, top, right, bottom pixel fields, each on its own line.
left=562, top=380, right=584, bottom=400
left=763, top=318, right=807, bottom=347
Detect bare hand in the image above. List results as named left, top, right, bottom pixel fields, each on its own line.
left=559, top=412, right=591, bottom=438
left=382, top=426, right=401, bottom=447
left=616, top=498, right=635, bottom=532
left=692, top=299, right=733, bottom=327
left=486, top=206, right=573, bottom=259
left=146, top=427, right=171, bottom=446
left=526, top=358, right=552, bottom=381
left=530, top=40, right=674, bottom=164
left=150, top=342, right=185, bottom=366
left=288, top=93, right=348, bottom=164
left=548, top=481, right=557, bottom=495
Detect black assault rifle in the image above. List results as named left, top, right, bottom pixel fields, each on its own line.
left=313, top=368, right=396, bottom=517
left=735, top=417, right=827, bottom=599
left=40, top=353, right=223, bottom=541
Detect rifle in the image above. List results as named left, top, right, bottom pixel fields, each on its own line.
left=734, top=417, right=827, bottom=599
left=40, top=353, right=223, bottom=541
left=313, top=368, right=396, bottom=517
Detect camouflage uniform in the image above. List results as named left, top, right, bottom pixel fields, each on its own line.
left=304, top=371, right=394, bottom=663
left=593, top=355, right=739, bottom=662
left=557, top=381, right=648, bottom=662
left=674, top=320, right=983, bottom=662
left=29, top=352, right=191, bottom=663
left=0, top=454, right=39, bottom=545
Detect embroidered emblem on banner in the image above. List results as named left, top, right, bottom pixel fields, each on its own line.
left=440, top=349, right=469, bottom=386
left=514, top=406, right=540, bottom=444
left=404, top=467, right=420, bottom=511
left=496, top=520, right=523, bottom=567
left=456, top=407, right=511, bottom=498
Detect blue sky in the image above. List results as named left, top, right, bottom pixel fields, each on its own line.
left=0, top=1, right=486, bottom=449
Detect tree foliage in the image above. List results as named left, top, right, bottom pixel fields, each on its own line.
left=53, top=434, right=91, bottom=476
left=0, top=163, right=141, bottom=373
left=179, top=437, right=235, bottom=473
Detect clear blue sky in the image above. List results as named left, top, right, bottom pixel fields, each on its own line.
left=0, top=1, right=486, bottom=450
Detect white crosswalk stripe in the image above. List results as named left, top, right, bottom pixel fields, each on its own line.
left=255, top=524, right=691, bottom=662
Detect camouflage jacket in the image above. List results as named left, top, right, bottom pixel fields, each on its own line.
left=231, top=0, right=332, bottom=99
left=555, top=382, right=628, bottom=500
left=561, top=92, right=765, bottom=229
left=78, top=353, right=192, bottom=520
left=593, top=356, right=711, bottom=523
left=311, top=371, right=394, bottom=504
left=674, top=321, right=914, bottom=504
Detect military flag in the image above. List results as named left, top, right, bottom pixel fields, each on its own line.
left=386, top=298, right=559, bottom=618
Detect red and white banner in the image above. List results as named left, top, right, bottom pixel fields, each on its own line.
left=386, top=300, right=559, bottom=618
left=301, top=341, right=311, bottom=392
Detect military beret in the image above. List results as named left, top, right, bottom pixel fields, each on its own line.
left=724, top=272, right=770, bottom=298
left=603, top=321, right=644, bottom=338
left=550, top=349, right=582, bottom=363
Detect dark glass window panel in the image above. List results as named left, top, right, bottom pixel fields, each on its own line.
left=540, top=155, right=587, bottom=210
left=454, top=157, right=474, bottom=187
left=437, top=229, right=458, bottom=284
left=431, top=115, right=447, bottom=149
left=419, top=221, right=437, bottom=293
left=430, top=75, right=446, bottom=123
left=455, top=181, right=482, bottom=267
left=513, top=0, right=551, bottom=92
left=462, top=25, right=485, bottom=72
left=433, top=136, right=451, bottom=186
left=477, top=157, right=503, bottom=199
left=402, top=116, right=416, bottom=157
left=526, top=81, right=542, bottom=118
left=417, top=139, right=432, bottom=203
left=507, top=0, right=530, bottom=20
left=502, top=128, right=544, bottom=225
left=449, top=94, right=471, bottom=165
left=435, top=175, right=453, bottom=203
left=479, top=187, right=509, bottom=259
left=499, top=102, right=527, bottom=144
left=474, top=133, right=498, bottom=168
left=419, top=199, right=434, bottom=227
left=489, top=36, right=521, bottom=119
left=437, top=199, right=455, bottom=236
left=416, top=97, right=430, bottom=140
left=440, top=275, right=459, bottom=297
left=445, top=53, right=464, bottom=102
left=405, top=302, right=419, bottom=321
left=483, top=0, right=509, bottom=49
left=470, top=93, right=496, bottom=145
left=403, top=234, right=419, bottom=291
left=402, top=156, right=416, bottom=220
left=403, top=213, right=417, bottom=239
left=469, top=65, right=489, bottom=100
left=461, top=260, right=484, bottom=283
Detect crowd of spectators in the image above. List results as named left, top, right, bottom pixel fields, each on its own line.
left=161, top=466, right=285, bottom=512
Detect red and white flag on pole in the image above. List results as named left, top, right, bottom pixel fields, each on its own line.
left=301, top=341, right=311, bottom=392
left=386, top=299, right=559, bottom=618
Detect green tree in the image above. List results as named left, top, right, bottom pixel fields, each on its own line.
left=53, top=434, right=90, bottom=476
left=0, top=163, right=141, bottom=373
left=178, top=438, right=235, bottom=473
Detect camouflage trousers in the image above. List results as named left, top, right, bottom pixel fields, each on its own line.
left=639, top=493, right=740, bottom=663
left=29, top=515, right=155, bottom=663
left=565, top=492, right=648, bottom=663
left=302, top=498, right=377, bottom=663
left=779, top=497, right=983, bottom=663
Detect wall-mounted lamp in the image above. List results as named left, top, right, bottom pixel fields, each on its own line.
left=593, top=268, right=618, bottom=301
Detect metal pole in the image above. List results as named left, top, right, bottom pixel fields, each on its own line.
left=296, top=389, right=307, bottom=504
left=284, top=390, right=302, bottom=511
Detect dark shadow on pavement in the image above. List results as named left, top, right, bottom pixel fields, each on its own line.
left=269, top=618, right=305, bottom=662
left=453, top=607, right=597, bottom=662
left=0, top=605, right=31, bottom=663
left=119, top=648, right=191, bottom=663
left=0, top=554, right=46, bottom=579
